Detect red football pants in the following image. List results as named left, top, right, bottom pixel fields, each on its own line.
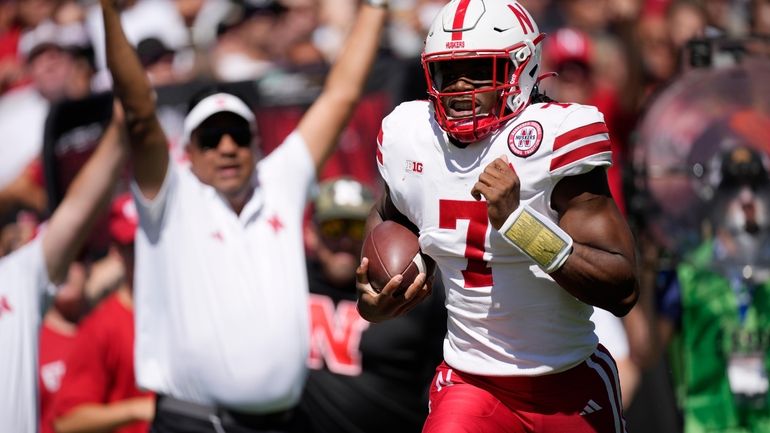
left=423, top=345, right=626, bottom=433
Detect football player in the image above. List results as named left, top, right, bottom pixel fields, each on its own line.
left=356, top=0, right=639, bottom=431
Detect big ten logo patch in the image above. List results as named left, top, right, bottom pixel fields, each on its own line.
left=508, top=121, right=543, bottom=157
left=405, top=160, right=424, bottom=174
left=307, top=294, right=370, bottom=376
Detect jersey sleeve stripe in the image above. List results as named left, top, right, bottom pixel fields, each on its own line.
left=376, top=147, right=383, bottom=165
left=554, top=122, right=608, bottom=150
left=549, top=140, right=611, bottom=172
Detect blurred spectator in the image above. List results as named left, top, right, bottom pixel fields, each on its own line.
left=0, top=101, right=126, bottom=433
left=296, top=177, right=446, bottom=433
left=0, top=159, right=42, bottom=256
left=0, top=209, right=38, bottom=256
left=18, top=19, right=94, bottom=102
left=174, top=0, right=232, bottom=49
left=519, top=0, right=564, bottom=33
left=560, top=0, right=612, bottom=34
left=701, top=0, right=746, bottom=36
left=634, top=10, right=677, bottom=103
left=666, top=0, right=707, bottom=54
left=18, top=0, right=57, bottom=29
left=314, top=0, right=356, bottom=59
left=659, top=145, right=770, bottom=433
left=136, top=36, right=185, bottom=86
left=0, top=19, right=94, bottom=190
left=272, top=0, right=326, bottom=68
left=53, top=194, right=155, bottom=433
left=0, top=0, right=24, bottom=94
left=750, top=0, right=770, bottom=36
left=210, top=0, right=286, bottom=82
left=85, top=0, right=231, bottom=89
left=38, top=261, right=88, bottom=433
left=1, top=0, right=86, bottom=94
left=0, top=158, right=47, bottom=221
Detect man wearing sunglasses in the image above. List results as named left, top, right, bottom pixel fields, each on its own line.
left=99, top=0, right=388, bottom=431
left=298, top=177, right=446, bottom=433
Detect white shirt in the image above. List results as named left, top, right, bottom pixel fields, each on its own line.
left=0, top=238, right=51, bottom=433
left=377, top=101, right=612, bottom=376
left=132, top=132, right=314, bottom=413
left=0, top=86, right=49, bottom=189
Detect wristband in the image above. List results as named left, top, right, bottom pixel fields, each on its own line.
left=498, top=202, right=573, bottom=273
left=364, top=0, right=388, bottom=8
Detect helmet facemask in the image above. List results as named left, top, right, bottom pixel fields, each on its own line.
left=422, top=36, right=543, bottom=144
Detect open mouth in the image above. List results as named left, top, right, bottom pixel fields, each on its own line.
left=447, top=98, right=480, bottom=118
left=217, top=164, right=241, bottom=178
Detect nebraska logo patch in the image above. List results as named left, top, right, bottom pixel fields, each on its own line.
left=508, top=121, right=543, bottom=157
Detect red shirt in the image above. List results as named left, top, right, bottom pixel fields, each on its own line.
left=53, top=293, right=153, bottom=433
left=39, top=323, right=77, bottom=433
left=0, top=26, right=21, bottom=61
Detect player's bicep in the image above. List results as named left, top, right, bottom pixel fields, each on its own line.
left=552, top=168, right=633, bottom=257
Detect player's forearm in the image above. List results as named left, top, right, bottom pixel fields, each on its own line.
left=550, top=243, right=638, bottom=316
left=54, top=401, right=146, bottom=433
left=43, top=119, right=127, bottom=284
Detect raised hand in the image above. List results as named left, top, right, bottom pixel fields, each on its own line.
left=471, top=155, right=521, bottom=230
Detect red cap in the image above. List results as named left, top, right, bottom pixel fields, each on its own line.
left=108, top=193, right=138, bottom=245
left=544, top=28, right=593, bottom=68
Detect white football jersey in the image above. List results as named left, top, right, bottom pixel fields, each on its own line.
left=376, top=100, right=612, bottom=376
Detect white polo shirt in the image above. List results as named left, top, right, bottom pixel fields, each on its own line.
left=132, top=131, right=315, bottom=413
left=0, top=238, right=50, bottom=433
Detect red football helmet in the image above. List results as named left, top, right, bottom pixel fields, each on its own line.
left=422, top=0, right=545, bottom=143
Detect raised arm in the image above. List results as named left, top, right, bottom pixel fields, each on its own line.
left=42, top=106, right=127, bottom=284
left=296, top=3, right=387, bottom=173
left=101, top=0, right=168, bottom=199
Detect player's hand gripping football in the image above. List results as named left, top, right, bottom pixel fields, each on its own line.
left=355, top=257, right=431, bottom=323
left=471, top=155, right=521, bottom=229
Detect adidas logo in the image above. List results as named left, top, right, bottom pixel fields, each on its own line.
left=579, top=399, right=603, bottom=415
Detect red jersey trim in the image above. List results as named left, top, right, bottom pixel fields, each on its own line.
left=553, top=122, right=608, bottom=151
left=549, top=140, right=611, bottom=172
left=376, top=128, right=384, bottom=165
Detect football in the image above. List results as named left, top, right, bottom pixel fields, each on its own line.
left=361, top=221, right=427, bottom=295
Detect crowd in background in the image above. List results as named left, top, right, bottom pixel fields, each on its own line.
left=1, top=0, right=770, bottom=432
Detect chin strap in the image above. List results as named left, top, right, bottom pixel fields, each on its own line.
left=537, top=72, right=558, bottom=83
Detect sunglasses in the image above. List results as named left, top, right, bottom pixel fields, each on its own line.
left=318, top=219, right=366, bottom=242
left=196, top=126, right=252, bottom=150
